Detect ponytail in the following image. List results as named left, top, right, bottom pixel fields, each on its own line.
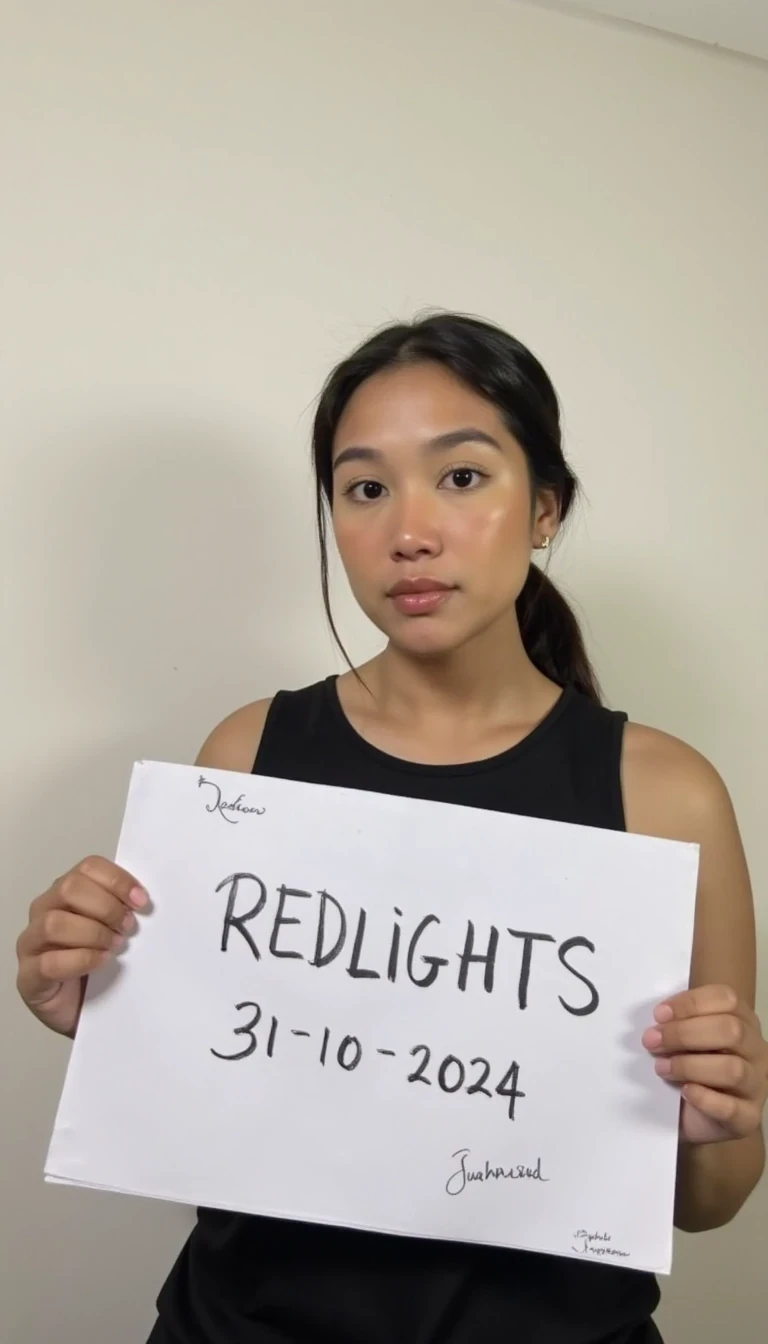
left=517, top=565, right=601, bottom=704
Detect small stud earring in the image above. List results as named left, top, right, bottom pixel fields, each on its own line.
left=538, top=535, right=551, bottom=551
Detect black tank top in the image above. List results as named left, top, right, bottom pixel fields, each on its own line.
left=152, top=677, right=663, bottom=1344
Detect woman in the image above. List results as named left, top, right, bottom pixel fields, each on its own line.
left=16, top=314, right=766, bottom=1343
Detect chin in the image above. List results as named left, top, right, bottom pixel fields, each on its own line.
left=385, top=618, right=473, bottom=661
left=377, top=600, right=516, bottom=661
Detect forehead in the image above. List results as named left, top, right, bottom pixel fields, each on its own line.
left=333, top=362, right=510, bottom=453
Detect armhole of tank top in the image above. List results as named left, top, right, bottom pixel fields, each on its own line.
left=612, top=709, right=629, bottom=833
left=251, top=691, right=288, bottom=775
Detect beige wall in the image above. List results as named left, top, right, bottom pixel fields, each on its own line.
left=2, top=1, right=766, bottom=1340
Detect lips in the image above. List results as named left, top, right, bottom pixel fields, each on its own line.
left=387, top=578, right=456, bottom=616
left=388, top=578, right=454, bottom=597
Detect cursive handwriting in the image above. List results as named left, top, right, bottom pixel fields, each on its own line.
left=198, top=775, right=266, bottom=825
left=572, top=1229, right=630, bottom=1259
left=446, top=1147, right=548, bottom=1196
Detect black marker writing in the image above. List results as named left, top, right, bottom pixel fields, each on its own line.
left=457, top=922, right=499, bottom=993
left=270, top=886, right=311, bottom=959
left=387, top=907, right=403, bottom=982
left=211, top=1002, right=527, bottom=1122
left=311, top=890, right=346, bottom=968
left=507, top=929, right=557, bottom=1009
left=558, top=937, right=599, bottom=1016
left=213, top=873, right=599, bottom=1016
left=347, top=909, right=380, bottom=980
left=217, top=872, right=266, bottom=958
left=406, top=914, right=449, bottom=988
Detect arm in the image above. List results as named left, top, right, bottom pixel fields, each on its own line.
left=622, top=724, right=766, bottom=1232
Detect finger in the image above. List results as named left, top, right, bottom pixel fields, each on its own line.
left=39, top=909, right=126, bottom=955
left=643, top=1014, right=761, bottom=1057
left=29, top=875, right=139, bottom=949
left=17, top=946, right=110, bottom=1002
left=655, top=1052, right=759, bottom=1097
left=655, top=986, right=757, bottom=1027
left=75, top=856, right=149, bottom=909
left=681, top=1083, right=763, bottom=1138
left=30, top=858, right=148, bottom=921
left=58, top=873, right=140, bottom=931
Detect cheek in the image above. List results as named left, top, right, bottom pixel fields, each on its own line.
left=332, top=513, right=378, bottom=579
left=448, top=494, right=530, bottom=557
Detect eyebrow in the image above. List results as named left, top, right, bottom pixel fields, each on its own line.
left=332, top=427, right=503, bottom=471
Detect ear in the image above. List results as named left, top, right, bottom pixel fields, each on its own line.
left=532, top=489, right=560, bottom=550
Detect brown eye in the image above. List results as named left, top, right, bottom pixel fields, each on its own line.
left=441, top=467, right=486, bottom=491
left=344, top=478, right=387, bottom=503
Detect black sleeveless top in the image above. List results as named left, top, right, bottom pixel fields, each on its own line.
left=151, top=678, right=663, bottom=1344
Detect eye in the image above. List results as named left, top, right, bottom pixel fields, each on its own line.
left=343, top=478, right=388, bottom=503
left=440, top=466, right=488, bottom=491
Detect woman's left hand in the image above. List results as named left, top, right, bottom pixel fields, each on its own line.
left=643, top=985, right=768, bottom=1145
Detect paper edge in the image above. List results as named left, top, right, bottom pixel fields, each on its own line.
left=43, top=1172, right=672, bottom=1276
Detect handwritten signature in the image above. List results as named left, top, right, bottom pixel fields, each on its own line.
left=198, top=775, right=266, bottom=825
left=572, top=1229, right=630, bottom=1259
left=445, top=1148, right=548, bottom=1196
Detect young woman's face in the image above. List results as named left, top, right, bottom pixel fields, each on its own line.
left=331, top=361, right=556, bottom=658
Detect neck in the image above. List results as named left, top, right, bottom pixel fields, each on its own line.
left=359, top=614, right=558, bottom=722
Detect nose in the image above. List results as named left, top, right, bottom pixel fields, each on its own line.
left=389, top=490, right=443, bottom=563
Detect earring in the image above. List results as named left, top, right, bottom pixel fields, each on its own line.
left=538, top=536, right=551, bottom=551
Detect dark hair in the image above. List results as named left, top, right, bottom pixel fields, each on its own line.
left=311, top=312, right=601, bottom=703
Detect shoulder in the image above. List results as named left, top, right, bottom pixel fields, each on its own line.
left=621, top=721, right=736, bottom=844
left=195, top=698, right=274, bottom=773
left=622, top=721, right=754, bottom=988
left=621, top=726, right=756, bottom=1011
left=194, top=678, right=329, bottom=774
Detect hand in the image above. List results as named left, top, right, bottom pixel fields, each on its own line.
left=643, top=985, right=768, bottom=1145
left=16, top=856, right=149, bottom=1038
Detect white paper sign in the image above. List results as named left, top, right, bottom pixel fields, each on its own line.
left=46, top=761, right=698, bottom=1274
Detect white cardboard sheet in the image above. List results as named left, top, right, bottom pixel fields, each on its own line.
left=46, top=761, right=699, bottom=1273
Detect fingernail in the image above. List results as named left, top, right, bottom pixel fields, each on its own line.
left=121, top=911, right=136, bottom=933
left=654, top=1003, right=674, bottom=1023
left=112, top=934, right=126, bottom=950
left=644, top=1028, right=664, bottom=1050
left=129, top=885, right=149, bottom=909
left=654, top=1057, right=673, bottom=1076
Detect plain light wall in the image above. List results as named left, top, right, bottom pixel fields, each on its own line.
left=2, top=1, right=766, bottom=1341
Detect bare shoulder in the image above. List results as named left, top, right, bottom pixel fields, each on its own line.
left=621, top=721, right=736, bottom=844
left=195, top=698, right=274, bottom=773
left=622, top=724, right=756, bottom=1004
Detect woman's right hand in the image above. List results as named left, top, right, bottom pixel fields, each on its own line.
left=15, top=857, right=149, bottom=1038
